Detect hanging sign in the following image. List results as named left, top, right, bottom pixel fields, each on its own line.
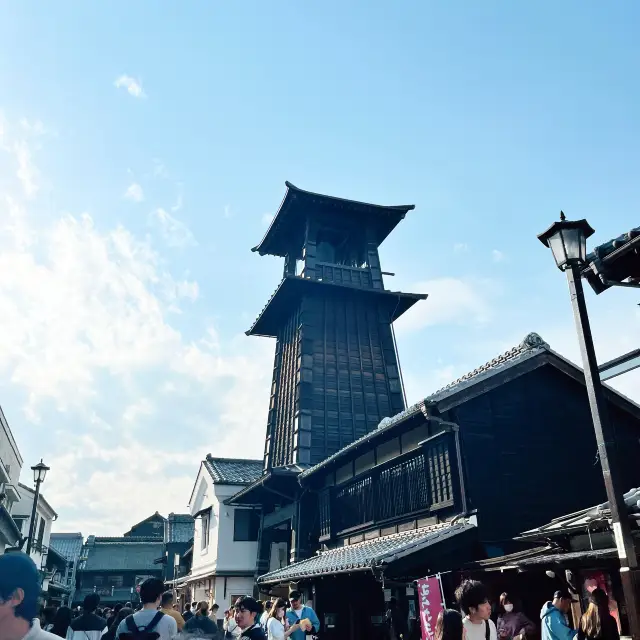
left=417, top=576, right=444, bottom=640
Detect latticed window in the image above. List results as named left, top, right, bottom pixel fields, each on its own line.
left=335, top=476, right=374, bottom=531
left=377, top=453, right=429, bottom=521
left=426, top=441, right=453, bottom=506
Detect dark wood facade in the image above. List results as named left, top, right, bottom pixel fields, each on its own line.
left=248, top=334, right=640, bottom=640
left=249, top=182, right=425, bottom=469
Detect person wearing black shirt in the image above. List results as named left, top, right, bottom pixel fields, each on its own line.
left=233, top=596, right=266, bottom=640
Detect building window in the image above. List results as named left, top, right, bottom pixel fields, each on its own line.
left=201, top=511, right=210, bottom=549
left=94, top=575, right=104, bottom=586
left=107, top=575, right=124, bottom=587
left=233, top=509, right=260, bottom=542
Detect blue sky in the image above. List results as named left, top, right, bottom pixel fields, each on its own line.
left=0, top=2, right=638, bottom=534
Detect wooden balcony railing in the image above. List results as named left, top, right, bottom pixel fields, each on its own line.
left=319, top=430, right=459, bottom=540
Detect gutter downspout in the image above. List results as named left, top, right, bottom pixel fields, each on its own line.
left=452, top=425, right=468, bottom=516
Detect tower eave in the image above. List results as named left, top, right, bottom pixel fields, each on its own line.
left=253, top=182, right=416, bottom=258
left=246, top=276, right=427, bottom=338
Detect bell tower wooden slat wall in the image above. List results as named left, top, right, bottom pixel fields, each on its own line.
left=248, top=182, right=426, bottom=470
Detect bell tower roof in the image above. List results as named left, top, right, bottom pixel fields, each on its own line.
left=253, top=181, right=415, bottom=258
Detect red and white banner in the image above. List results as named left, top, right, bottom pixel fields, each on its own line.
left=417, top=576, right=444, bottom=640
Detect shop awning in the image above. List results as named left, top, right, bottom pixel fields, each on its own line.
left=466, top=547, right=618, bottom=572
left=257, top=520, right=475, bottom=585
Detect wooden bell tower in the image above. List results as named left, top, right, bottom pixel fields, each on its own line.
left=248, top=182, right=426, bottom=470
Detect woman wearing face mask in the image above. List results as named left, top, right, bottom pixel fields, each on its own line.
left=497, top=593, right=536, bottom=640
left=266, top=598, right=301, bottom=640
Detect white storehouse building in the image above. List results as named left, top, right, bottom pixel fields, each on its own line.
left=0, top=407, right=23, bottom=553
left=13, top=483, right=58, bottom=573
left=185, top=456, right=263, bottom=614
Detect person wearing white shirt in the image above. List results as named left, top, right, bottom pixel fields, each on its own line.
left=224, top=608, right=242, bottom=638
left=455, top=580, right=498, bottom=640
left=266, top=599, right=300, bottom=640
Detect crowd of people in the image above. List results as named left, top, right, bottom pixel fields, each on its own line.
left=0, top=552, right=320, bottom=640
left=431, top=579, right=620, bottom=640
left=0, top=551, right=623, bottom=640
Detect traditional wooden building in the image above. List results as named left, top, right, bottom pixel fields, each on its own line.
left=229, top=182, right=426, bottom=569
left=75, top=534, right=164, bottom=607
left=161, top=513, right=194, bottom=584
left=49, top=533, right=84, bottom=606
left=228, top=184, right=640, bottom=640
left=124, top=512, right=165, bottom=538
left=251, top=331, right=640, bottom=639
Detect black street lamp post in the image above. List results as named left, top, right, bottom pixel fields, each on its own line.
left=538, top=213, right=640, bottom=639
left=25, top=459, right=50, bottom=556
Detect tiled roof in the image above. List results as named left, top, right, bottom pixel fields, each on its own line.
left=49, top=533, right=84, bottom=561
left=246, top=275, right=426, bottom=338
left=519, top=487, right=640, bottom=540
left=165, top=513, right=194, bottom=543
left=584, top=226, right=640, bottom=293
left=587, top=226, right=640, bottom=263
left=123, top=511, right=166, bottom=537
left=299, top=333, right=550, bottom=480
left=204, top=455, right=263, bottom=485
left=253, top=181, right=415, bottom=258
left=257, top=521, right=474, bottom=584
left=82, top=539, right=164, bottom=572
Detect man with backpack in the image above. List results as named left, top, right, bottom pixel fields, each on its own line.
left=67, top=593, right=107, bottom=640
left=115, top=578, right=177, bottom=640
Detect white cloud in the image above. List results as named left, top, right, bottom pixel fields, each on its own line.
left=152, top=158, right=168, bottom=179
left=0, top=118, right=273, bottom=534
left=262, top=213, right=274, bottom=226
left=453, top=243, right=468, bottom=254
left=13, top=140, right=39, bottom=198
left=223, top=204, right=233, bottom=219
left=124, top=182, right=144, bottom=202
left=492, top=249, right=505, bottom=262
left=149, top=208, right=196, bottom=248
left=123, top=397, right=154, bottom=423
left=396, top=277, right=497, bottom=333
left=114, top=75, right=146, bottom=98
left=19, top=118, right=47, bottom=136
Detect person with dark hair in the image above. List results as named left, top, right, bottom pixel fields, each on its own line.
left=183, top=602, right=194, bottom=623
left=115, top=578, right=177, bottom=640
left=435, top=609, right=464, bottom=640
left=184, top=601, right=220, bottom=637
left=285, top=591, right=319, bottom=640
left=266, top=598, right=300, bottom=640
left=259, top=602, right=272, bottom=633
left=102, top=608, right=133, bottom=640
left=160, top=591, right=185, bottom=631
left=234, top=596, right=266, bottom=639
left=455, top=580, right=497, bottom=640
left=497, top=593, right=535, bottom=640
left=67, top=593, right=107, bottom=640
left=42, top=606, right=57, bottom=631
left=50, top=605, right=73, bottom=638
left=107, top=604, right=124, bottom=631
left=0, top=552, right=58, bottom=640
left=578, top=589, right=619, bottom=640
left=541, top=589, right=577, bottom=640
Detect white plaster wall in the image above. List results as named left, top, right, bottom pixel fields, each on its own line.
left=0, top=416, right=22, bottom=487
left=13, top=490, right=54, bottom=571
left=213, top=575, right=256, bottom=612
left=214, top=484, right=257, bottom=573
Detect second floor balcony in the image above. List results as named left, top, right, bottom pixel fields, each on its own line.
left=318, top=428, right=463, bottom=541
